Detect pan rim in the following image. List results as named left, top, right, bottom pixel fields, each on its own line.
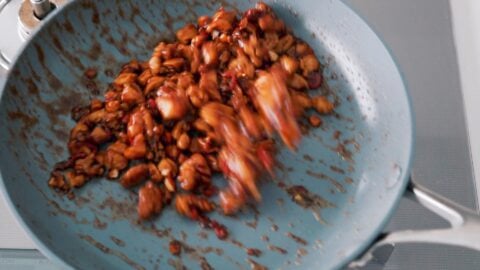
left=331, top=1, right=415, bottom=269
left=0, top=1, right=415, bottom=269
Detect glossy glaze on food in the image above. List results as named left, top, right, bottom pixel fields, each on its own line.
left=48, top=2, right=334, bottom=226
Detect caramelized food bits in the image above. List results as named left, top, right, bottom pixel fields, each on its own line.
left=48, top=3, right=335, bottom=224
left=138, top=181, right=163, bottom=220
left=175, top=194, right=215, bottom=220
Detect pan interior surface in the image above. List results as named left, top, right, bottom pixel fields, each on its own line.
left=0, top=0, right=413, bottom=269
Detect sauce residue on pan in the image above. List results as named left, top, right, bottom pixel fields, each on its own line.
left=78, top=234, right=145, bottom=270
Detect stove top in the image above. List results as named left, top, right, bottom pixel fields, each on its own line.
left=0, top=0, right=479, bottom=269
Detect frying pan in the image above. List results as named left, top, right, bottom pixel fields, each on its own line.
left=1, top=0, right=480, bottom=269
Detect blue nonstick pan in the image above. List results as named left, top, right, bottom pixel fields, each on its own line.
left=1, top=0, right=480, bottom=269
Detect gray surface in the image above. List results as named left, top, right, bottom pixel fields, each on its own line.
left=343, top=0, right=479, bottom=269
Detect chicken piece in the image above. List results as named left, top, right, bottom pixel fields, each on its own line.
left=104, top=146, right=128, bottom=179
left=200, top=102, right=235, bottom=129
left=199, top=70, right=222, bottom=101
left=121, top=84, right=145, bottom=105
left=219, top=182, right=247, bottom=215
left=155, top=85, right=189, bottom=120
left=254, top=65, right=301, bottom=150
left=256, top=140, right=276, bottom=174
left=175, top=194, right=215, bottom=220
left=228, top=48, right=255, bottom=79
left=124, top=133, right=147, bottom=160
left=238, top=106, right=262, bottom=138
left=218, top=146, right=260, bottom=202
left=177, top=154, right=212, bottom=191
left=238, top=35, right=265, bottom=67
left=138, top=181, right=163, bottom=219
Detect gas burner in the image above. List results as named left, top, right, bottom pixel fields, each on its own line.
left=0, top=0, right=64, bottom=69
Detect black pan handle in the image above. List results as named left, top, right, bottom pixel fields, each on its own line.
left=349, top=177, right=480, bottom=268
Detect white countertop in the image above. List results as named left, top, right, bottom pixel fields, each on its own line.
left=450, top=0, right=480, bottom=198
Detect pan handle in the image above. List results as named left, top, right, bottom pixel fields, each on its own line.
left=349, top=179, right=480, bottom=268
left=0, top=51, right=9, bottom=70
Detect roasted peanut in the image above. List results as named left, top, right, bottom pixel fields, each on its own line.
left=90, top=126, right=111, bottom=144
left=258, top=14, right=284, bottom=32
left=138, top=69, right=153, bottom=86
left=176, top=72, right=194, bottom=91
left=280, top=55, right=299, bottom=75
left=308, top=115, right=322, bottom=127
left=175, top=194, right=215, bottom=219
left=166, top=145, right=180, bottom=160
left=158, top=158, right=177, bottom=178
left=114, top=73, right=137, bottom=85
left=178, top=154, right=211, bottom=191
left=163, top=58, right=185, bottom=70
left=275, top=34, right=295, bottom=53
left=149, top=57, right=162, bottom=75
left=177, top=133, right=191, bottom=150
left=148, top=163, right=163, bottom=182
left=296, top=42, right=314, bottom=56
left=291, top=91, right=312, bottom=117
left=192, top=118, right=212, bottom=134
left=300, top=54, right=320, bottom=76
left=165, top=176, right=176, bottom=192
left=172, top=121, right=187, bottom=140
left=144, top=76, right=165, bottom=95
left=105, top=100, right=121, bottom=112
left=312, top=96, right=334, bottom=114
left=120, top=164, right=149, bottom=188
left=288, top=73, right=309, bottom=90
